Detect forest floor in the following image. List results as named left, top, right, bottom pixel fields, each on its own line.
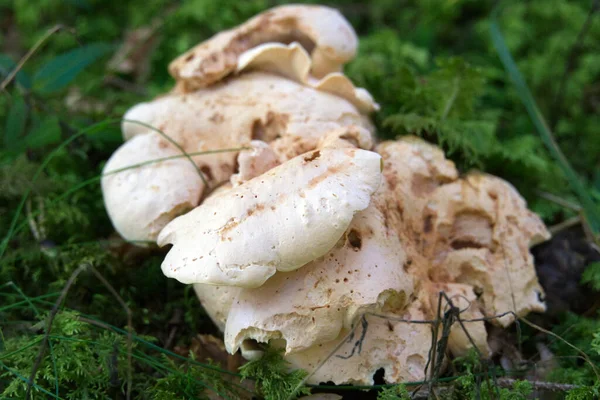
left=1, top=0, right=600, bottom=399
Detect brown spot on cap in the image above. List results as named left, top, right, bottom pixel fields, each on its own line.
left=303, top=150, right=321, bottom=163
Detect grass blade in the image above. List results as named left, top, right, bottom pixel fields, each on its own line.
left=489, top=5, right=600, bottom=235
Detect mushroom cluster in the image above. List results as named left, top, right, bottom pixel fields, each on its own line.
left=101, top=5, right=550, bottom=386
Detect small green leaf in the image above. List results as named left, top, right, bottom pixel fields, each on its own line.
left=25, top=116, right=62, bottom=149
left=4, top=95, right=28, bottom=150
left=33, top=43, right=114, bottom=94
left=0, top=54, right=32, bottom=88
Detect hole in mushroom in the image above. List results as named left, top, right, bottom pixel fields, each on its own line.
left=387, top=320, right=394, bottom=332
left=339, top=133, right=360, bottom=148
left=450, top=212, right=493, bottom=249
left=251, top=112, right=289, bottom=142
left=423, top=214, right=434, bottom=233
left=241, top=339, right=261, bottom=351
left=240, top=339, right=266, bottom=361
left=200, top=165, right=214, bottom=181
left=232, top=155, right=240, bottom=174
left=403, top=260, right=411, bottom=272
left=372, top=368, right=386, bottom=385
left=536, top=290, right=545, bottom=302
left=451, top=239, right=484, bottom=250
left=251, top=119, right=266, bottom=141
left=347, top=229, right=362, bottom=250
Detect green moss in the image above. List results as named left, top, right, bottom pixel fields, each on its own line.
left=239, top=347, right=310, bottom=400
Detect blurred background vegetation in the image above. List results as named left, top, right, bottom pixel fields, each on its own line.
left=1, top=0, right=599, bottom=398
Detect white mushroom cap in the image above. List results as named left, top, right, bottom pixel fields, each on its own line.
left=121, top=72, right=372, bottom=182
left=424, top=174, right=550, bottom=326
left=101, top=132, right=204, bottom=242
left=236, top=42, right=379, bottom=113
left=192, top=283, right=241, bottom=332
left=376, top=137, right=458, bottom=225
left=169, top=5, right=358, bottom=90
left=158, top=148, right=383, bottom=288
left=378, top=137, right=549, bottom=327
left=108, top=73, right=375, bottom=245
left=283, top=297, right=432, bottom=385
left=224, top=188, right=414, bottom=354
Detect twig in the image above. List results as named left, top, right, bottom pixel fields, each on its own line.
left=548, top=215, right=582, bottom=235
left=519, top=317, right=600, bottom=380
left=536, top=190, right=582, bottom=211
left=410, top=378, right=579, bottom=399
left=440, top=76, right=460, bottom=121
left=496, top=377, right=579, bottom=392
left=422, top=292, right=444, bottom=399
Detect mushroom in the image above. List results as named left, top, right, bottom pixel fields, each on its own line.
left=169, top=5, right=358, bottom=90
left=422, top=174, right=550, bottom=326
left=193, top=283, right=241, bottom=332
left=101, top=132, right=204, bottom=242
left=121, top=71, right=373, bottom=179
left=224, top=187, right=414, bottom=355
left=107, top=73, right=375, bottom=242
left=103, top=4, right=376, bottom=244
left=211, top=137, right=546, bottom=385
left=284, top=296, right=433, bottom=385
left=101, top=4, right=551, bottom=388
left=158, top=147, right=383, bottom=288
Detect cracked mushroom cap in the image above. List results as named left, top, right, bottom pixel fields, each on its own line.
left=377, top=137, right=549, bottom=327
left=122, top=72, right=373, bottom=182
left=423, top=174, right=550, bottom=326
left=376, top=137, right=458, bottom=225
left=224, top=188, right=414, bottom=355
left=158, top=148, right=383, bottom=288
left=169, top=5, right=358, bottom=90
left=236, top=42, right=378, bottom=113
left=101, top=132, right=204, bottom=242
left=283, top=296, right=432, bottom=385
